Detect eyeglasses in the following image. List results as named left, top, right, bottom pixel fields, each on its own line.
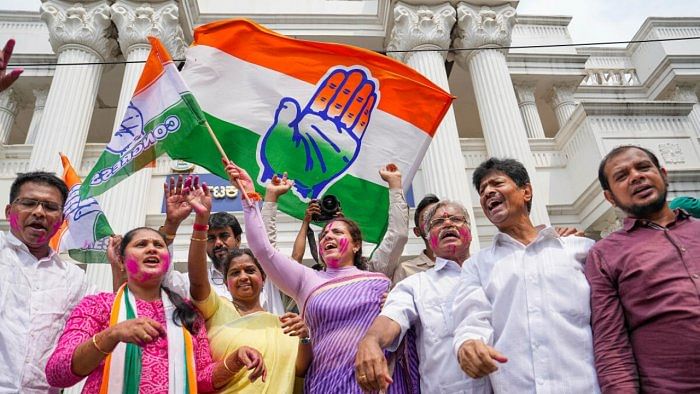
left=428, top=215, right=467, bottom=229
left=12, top=198, right=63, bottom=214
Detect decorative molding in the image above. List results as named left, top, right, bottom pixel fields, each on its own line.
left=454, top=2, right=516, bottom=63
left=40, top=0, right=118, bottom=60
left=385, top=2, right=455, bottom=62
left=111, top=0, right=186, bottom=59
left=548, top=83, right=577, bottom=107
left=0, top=89, right=18, bottom=114
left=669, top=84, right=699, bottom=103
left=658, top=142, right=685, bottom=164
left=32, top=88, right=49, bottom=109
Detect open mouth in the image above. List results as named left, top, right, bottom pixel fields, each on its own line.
left=486, top=197, right=504, bottom=213
left=632, top=184, right=653, bottom=197
left=26, top=222, right=48, bottom=232
left=439, top=228, right=460, bottom=240
left=143, top=256, right=160, bottom=266
left=322, top=242, right=338, bottom=251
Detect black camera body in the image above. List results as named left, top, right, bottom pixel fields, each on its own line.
left=312, top=194, right=341, bottom=222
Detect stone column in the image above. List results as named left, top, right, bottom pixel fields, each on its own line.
left=454, top=2, right=549, bottom=226
left=29, top=0, right=117, bottom=174
left=98, top=0, right=186, bottom=235
left=0, top=88, right=18, bottom=144
left=386, top=1, right=480, bottom=249
left=514, top=82, right=546, bottom=138
left=670, top=84, right=700, bottom=138
left=25, top=88, right=49, bottom=144
left=548, top=83, right=579, bottom=129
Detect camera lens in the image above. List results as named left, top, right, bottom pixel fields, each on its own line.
left=321, top=195, right=339, bottom=211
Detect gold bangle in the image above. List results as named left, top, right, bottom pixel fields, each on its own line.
left=190, top=237, right=207, bottom=242
left=223, top=356, right=236, bottom=374
left=92, top=334, right=111, bottom=356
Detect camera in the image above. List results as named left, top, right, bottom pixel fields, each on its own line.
left=312, top=194, right=341, bottom=222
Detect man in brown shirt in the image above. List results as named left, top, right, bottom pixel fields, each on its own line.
left=585, top=145, right=700, bottom=393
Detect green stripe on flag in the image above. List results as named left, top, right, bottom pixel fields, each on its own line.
left=167, top=113, right=389, bottom=244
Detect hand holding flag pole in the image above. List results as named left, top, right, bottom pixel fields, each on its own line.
left=201, top=122, right=253, bottom=205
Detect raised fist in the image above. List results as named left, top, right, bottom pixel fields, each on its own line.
left=259, top=67, right=378, bottom=200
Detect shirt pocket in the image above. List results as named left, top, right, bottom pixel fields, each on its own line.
left=423, top=298, right=453, bottom=342
left=543, top=261, right=591, bottom=324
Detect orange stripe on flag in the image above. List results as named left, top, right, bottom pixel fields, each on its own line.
left=133, top=37, right=174, bottom=96
left=49, top=153, right=76, bottom=251
left=192, top=19, right=453, bottom=136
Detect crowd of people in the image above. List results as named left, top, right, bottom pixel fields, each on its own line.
left=1, top=38, right=699, bottom=394
left=0, top=143, right=698, bottom=394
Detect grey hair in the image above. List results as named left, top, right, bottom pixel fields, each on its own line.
left=421, top=200, right=471, bottom=235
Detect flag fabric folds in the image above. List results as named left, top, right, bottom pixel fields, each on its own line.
left=80, top=36, right=209, bottom=199
left=50, top=154, right=114, bottom=264
left=175, top=19, right=453, bottom=243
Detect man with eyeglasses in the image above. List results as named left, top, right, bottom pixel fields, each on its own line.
left=0, top=171, right=93, bottom=393
left=391, top=194, right=439, bottom=285
left=452, top=158, right=599, bottom=393
left=355, top=200, right=490, bottom=393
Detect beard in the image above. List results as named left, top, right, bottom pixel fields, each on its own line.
left=614, top=188, right=668, bottom=218
left=209, top=247, right=229, bottom=271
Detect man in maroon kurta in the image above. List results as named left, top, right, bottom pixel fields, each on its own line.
left=585, top=145, right=700, bottom=393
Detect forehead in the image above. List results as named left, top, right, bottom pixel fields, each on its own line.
left=479, top=170, right=513, bottom=188
left=605, top=148, right=654, bottom=174
left=228, top=255, right=257, bottom=270
left=128, top=229, right=163, bottom=243
left=16, top=182, right=63, bottom=202
left=432, top=204, right=462, bottom=218
left=208, top=226, right=231, bottom=235
left=324, top=220, right=350, bottom=232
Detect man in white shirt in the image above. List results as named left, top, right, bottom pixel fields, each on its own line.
left=452, top=158, right=599, bottom=393
left=355, top=200, right=490, bottom=393
left=0, top=171, right=92, bottom=393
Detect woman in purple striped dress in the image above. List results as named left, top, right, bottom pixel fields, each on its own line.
left=225, top=160, right=418, bottom=393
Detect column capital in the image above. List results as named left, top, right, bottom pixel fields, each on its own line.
left=385, top=2, right=456, bottom=63
left=453, top=2, right=516, bottom=65
left=111, top=0, right=186, bottom=60
left=40, top=0, right=118, bottom=61
left=669, top=84, right=699, bottom=103
left=513, top=82, right=536, bottom=105
left=0, top=88, right=18, bottom=114
left=32, top=88, right=49, bottom=109
left=547, top=83, right=577, bottom=108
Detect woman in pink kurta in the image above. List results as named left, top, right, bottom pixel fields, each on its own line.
left=45, top=226, right=266, bottom=393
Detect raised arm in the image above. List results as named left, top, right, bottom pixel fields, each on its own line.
left=182, top=176, right=214, bottom=302
left=224, top=159, right=316, bottom=303
left=584, top=249, right=639, bottom=394
left=292, top=202, right=320, bottom=263
left=366, top=164, right=409, bottom=278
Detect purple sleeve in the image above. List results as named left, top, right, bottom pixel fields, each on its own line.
left=192, top=314, right=216, bottom=393
left=243, top=202, right=322, bottom=305
left=45, top=293, right=111, bottom=388
left=584, top=248, right=639, bottom=394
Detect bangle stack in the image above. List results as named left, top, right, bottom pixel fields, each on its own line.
left=158, top=226, right=176, bottom=241
left=191, top=237, right=207, bottom=242
left=223, top=356, right=236, bottom=374
left=193, top=223, right=209, bottom=232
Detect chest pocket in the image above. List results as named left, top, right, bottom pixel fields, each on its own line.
left=422, top=297, right=453, bottom=342
left=543, top=260, right=590, bottom=323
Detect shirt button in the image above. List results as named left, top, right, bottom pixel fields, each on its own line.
left=537, top=379, right=544, bottom=386
left=692, top=274, right=699, bottom=279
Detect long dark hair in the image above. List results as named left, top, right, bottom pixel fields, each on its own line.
left=320, top=217, right=367, bottom=270
left=120, top=227, right=199, bottom=334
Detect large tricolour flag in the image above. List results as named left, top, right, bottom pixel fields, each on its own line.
left=173, top=19, right=453, bottom=243
left=80, top=36, right=210, bottom=198
left=51, top=154, right=114, bottom=263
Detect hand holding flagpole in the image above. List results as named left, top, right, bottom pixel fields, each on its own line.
left=202, top=122, right=253, bottom=205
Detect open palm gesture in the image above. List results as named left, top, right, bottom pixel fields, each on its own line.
left=182, top=175, right=211, bottom=216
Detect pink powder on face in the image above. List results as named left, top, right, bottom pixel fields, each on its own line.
left=8, top=213, right=20, bottom=231
left=159, top=252, right=171, bottom=275
left=429, top=233, right=439, bottom=250
left=338, top=238, right=349, bottom=255
left=458, top=227, right=473, bottom=245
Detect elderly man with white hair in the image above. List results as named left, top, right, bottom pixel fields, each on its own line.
left=354, top=200, right=490, bottom=394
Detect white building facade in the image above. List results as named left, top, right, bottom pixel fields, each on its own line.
left=1, top=0, right=699, bottom=290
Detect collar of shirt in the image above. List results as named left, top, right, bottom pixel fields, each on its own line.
left=492, top=226, right=563, bottom=250
left=434, top=256, right=462, bottom=272
left=5, top=231, right=60, bottom=266
left=416, top=251, right=435, bottom=267
left=622, top=208, right=691, bottom=232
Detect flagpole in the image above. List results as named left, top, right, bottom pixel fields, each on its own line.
left=202, top=122, right=253, bottom=205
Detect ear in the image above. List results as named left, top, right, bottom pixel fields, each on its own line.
left=603, top=190, right=617, bottom=207
left=412, top=227, right=421, bottom=237
left=5, top=204, right=11, bottom=220
left=522, top=183, right=533, bottom=203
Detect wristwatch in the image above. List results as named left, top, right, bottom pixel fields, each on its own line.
left=300, top=336, right=311, bottom=344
